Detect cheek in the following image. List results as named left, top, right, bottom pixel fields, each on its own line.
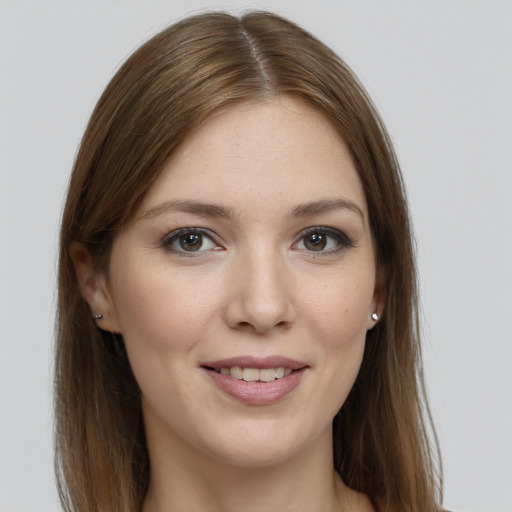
left=109, top=257, right=222, bottom=358
left=304, top=272, right=374, bottom=343
left=108, top=264, right=224, bottom=413
left=302, top=271, right=373, bottom=403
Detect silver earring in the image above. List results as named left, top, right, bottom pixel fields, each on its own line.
left=93, top=314, right=103, bottom=320
left=371, top=313, right=379, bottom=321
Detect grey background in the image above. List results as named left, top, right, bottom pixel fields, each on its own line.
left=1, top=1, right=511, bottom=511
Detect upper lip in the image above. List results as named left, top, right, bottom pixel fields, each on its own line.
left=201, top=356, right=308, bottom=370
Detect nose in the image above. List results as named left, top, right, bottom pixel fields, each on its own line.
left=224, top=249, right=296, bottom=334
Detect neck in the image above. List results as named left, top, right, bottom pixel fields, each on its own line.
left=142, top=427, right=373, bottom=512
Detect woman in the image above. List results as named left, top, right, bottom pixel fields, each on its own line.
left=55, top=11, right=442, bottom=512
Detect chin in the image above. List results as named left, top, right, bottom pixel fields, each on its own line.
left=198, top=418, right=328, bottom=470
left=210, top=444, right=302, bottom=470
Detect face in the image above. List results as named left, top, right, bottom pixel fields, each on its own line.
left=97, top=97, right=381, bottom=469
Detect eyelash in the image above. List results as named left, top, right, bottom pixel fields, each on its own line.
left=294, top=227, right=355, bottom=255
left=161, top=227, right=222, bottom=257
left=161, top=226, right=354, bottom=257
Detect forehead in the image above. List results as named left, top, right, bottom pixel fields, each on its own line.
left=139, top=97, right=367, bottom=218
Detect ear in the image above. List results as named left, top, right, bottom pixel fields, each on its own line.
left=69, top=241, right=121, bottom=333
left=367, top=271, right=386, bottom=330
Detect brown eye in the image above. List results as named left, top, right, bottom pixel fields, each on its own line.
left=295, top=228, right=354, bottom=254
left=304, top=233, right=327, bottom=251
left=179, top=233, right=203, bottom=251
left=163, top=229, right=219, bottom=254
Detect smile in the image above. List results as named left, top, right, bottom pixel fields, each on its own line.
left=201, top=356, right=308, bottom=404
left=208, top=366, right=293, bottom=382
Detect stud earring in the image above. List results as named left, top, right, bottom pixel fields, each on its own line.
left=371, top=313, right=379, bottom=321
left=93, top=314, right=103, bottom=320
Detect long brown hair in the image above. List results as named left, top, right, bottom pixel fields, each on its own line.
left=55, top=11, right=442, bottom=512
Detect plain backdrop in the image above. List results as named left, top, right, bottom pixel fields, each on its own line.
left=1, top=1, right=511, bottom=511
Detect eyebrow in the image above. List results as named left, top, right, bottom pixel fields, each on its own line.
left=137, top=199, right=236, bottom=221
left=137, top=197, right=364, bottom=222
left=289, top=198, right=365, bottom=221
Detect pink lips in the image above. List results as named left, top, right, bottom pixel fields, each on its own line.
left=201, top=356, right=308, bottom=405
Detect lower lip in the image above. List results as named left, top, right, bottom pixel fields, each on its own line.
left=203, top=368, right=306, bottom=405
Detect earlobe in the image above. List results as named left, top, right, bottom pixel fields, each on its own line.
left=69, top=242, right=121, bottom=333
left=367, top=277, right=386, bottom=330
left=367, top=307, right=383, bottom=330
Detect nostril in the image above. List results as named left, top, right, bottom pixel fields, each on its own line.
left=233, top=319, right=290, bottom=334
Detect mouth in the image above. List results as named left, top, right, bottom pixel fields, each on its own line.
left=200, top=356, right=308, bottom=404
left=204, top=365, right=294, bottom=382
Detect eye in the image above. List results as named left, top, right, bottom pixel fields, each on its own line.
left=295, top=228, right=354, bottom=253
left=162, top=228, right=221, bottom=254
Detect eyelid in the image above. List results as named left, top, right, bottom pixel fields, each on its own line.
left=293, top=226, right=355, bottom=253
left=160, top=225, right=354, bottom=257
left=161, top=227, right=223, bottom=255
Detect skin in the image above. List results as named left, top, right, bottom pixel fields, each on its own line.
left=72, top=97, right=382, bottom=512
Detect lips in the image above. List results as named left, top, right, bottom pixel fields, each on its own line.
left=201, top=356, right=308, bottom=405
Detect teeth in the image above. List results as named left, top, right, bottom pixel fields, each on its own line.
left=230, top=366, right=243, bottom=380
left=243, top=368, right=259, bottom=382
left=215, top=366, right=293, bottom=382
left=259, top=368, right=276, bottom=382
